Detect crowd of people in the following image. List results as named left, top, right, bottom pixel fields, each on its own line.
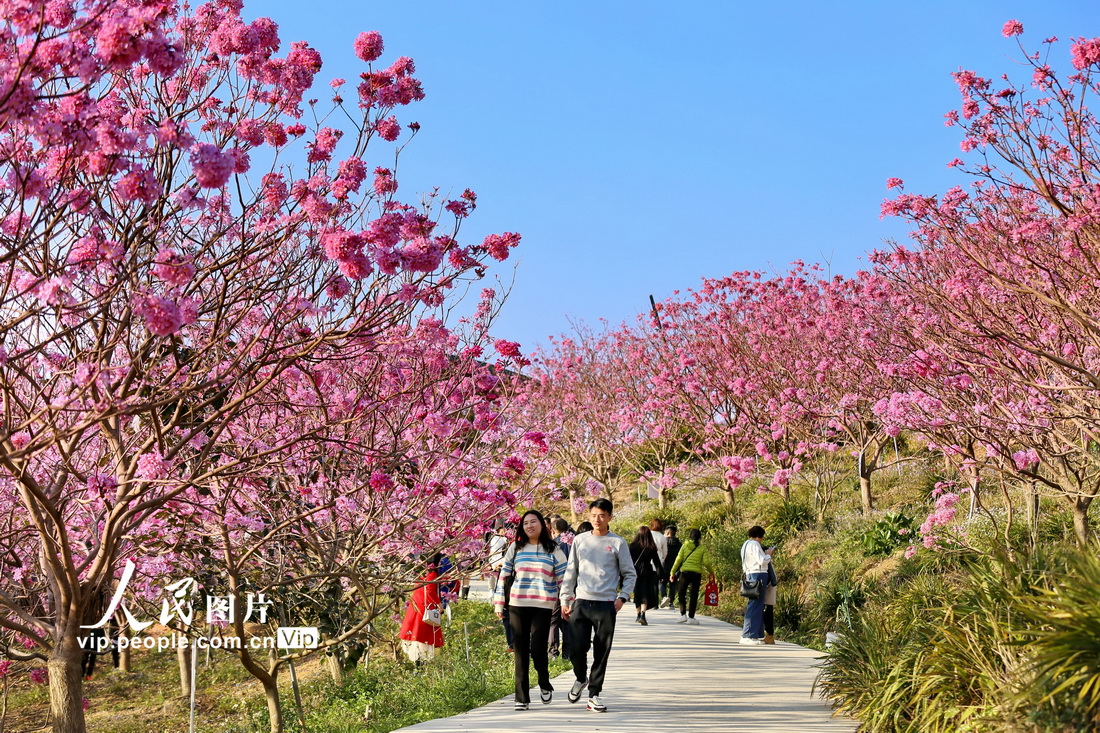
left=396, top=500, right=781, bottom=713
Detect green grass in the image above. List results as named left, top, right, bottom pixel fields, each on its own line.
left=283, top=601, right=571, bottom=733
left=6, top=601, right=568, bottom=733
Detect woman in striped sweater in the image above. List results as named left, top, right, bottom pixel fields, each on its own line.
left=494, top=509, right=569, bottom=710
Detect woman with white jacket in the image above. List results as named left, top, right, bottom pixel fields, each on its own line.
left=739, top=525, right=774, bottom=645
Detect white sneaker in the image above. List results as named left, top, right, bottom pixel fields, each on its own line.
left=659, top=597, right=671, bottom=609
left=687, top=617, right=700, bottom=625
left=676, top=614, right=688, bottom=623
left=587, top=695, right=607, bottom=712
left=739, top=636, right=764, bottom=645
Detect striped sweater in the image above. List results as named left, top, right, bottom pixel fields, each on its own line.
left=492, top=543, right=568, bottom=611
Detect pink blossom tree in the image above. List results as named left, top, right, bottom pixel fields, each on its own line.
left=875, top=25, right=1100, bottom=543
left=0, top=4, right=522, bottom=731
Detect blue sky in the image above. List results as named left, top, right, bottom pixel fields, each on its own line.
left=260, top=1, right=1095, bottom=348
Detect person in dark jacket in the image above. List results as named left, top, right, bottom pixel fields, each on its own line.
left=660, top=524, right=682, bottom=608
left=629, top=526, right=662, bottom=625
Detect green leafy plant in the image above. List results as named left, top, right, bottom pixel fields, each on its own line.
left=857, top=512, right=915, bottom=557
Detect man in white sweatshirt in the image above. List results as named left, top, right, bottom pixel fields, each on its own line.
left=560, top=498, right=637, bottom=713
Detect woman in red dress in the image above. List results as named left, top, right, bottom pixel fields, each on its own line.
left=398, top=554, right=445, bottom=663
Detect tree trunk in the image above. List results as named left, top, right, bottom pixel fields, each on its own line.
left=176, top=643, right=192, bottom=697
left=722, top=486, right=735, bottom=505
left=1024, top=481, right=1040, bottom=548
left=965, top=464, right=981, bottom=521
left=859, top=440, right=881, bottom=515
left=263, top=676, right=284, bottom=733
left=657, top=487, right=667, bottom=509
left=568, top=487, right=579, bottom=524
left=780, top=483, right=791, bottom=502
left=859, top=473, right=874, bottom=514
left=47, top=636, right=86, bottom=733
left=326, top=653, right=345, bottom=685
left=118, top=644, right=131, bottom=673
left=1071, top=496, right=1092, bottom=546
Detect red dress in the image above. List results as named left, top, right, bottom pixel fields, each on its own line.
left=398, top=570, right=444, bottom=660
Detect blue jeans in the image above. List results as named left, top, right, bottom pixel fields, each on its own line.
left=743, top=572, right=770, bottom=638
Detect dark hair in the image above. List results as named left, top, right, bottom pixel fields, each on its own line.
left=552, top=518, right=571, bottom=533
left=666, top=525, right=678, bottom=537
left=748, top=525, right=766, bottom=539
left=515, top=510, right=557, bottom=553
left=648, top=518, right=664, bottom=532
left=577, top=521, right=594, bottom=533
left=631, top=525, right=657, bottom=552
left=589, top=498, right=613, bottom=514
left=689, top=528, right=702, bottom=544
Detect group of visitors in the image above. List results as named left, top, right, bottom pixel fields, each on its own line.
left=396, top=503, right=781, bottom=714
left=491, top=499, right=634, bottom=712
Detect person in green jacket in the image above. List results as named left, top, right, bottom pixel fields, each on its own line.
left=670, top=529, right=714, bottom=625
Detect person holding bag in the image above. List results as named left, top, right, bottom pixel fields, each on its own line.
left=739, top=525, right=774, bottom=645
left=398, top=554, right=446, bottom=663
left=493, top=510, right=568, bottom=710
left=670, top=528, right=714, bottom=625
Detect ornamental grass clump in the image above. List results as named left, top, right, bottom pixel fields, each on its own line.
left=816, top=548, right=1100, bottom=732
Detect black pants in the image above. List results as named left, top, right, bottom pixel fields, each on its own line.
left=569, top=599, right=617, bottom=696
left=678, top=571, right=702, bottom=618
left=548, top=603, right=571, bottom=657
left=509, top=606, right=553, bottom=703
left=80, top=629, right=105, bottom=678
left=501, top=606, right=515, bottom=650
left=659, top=576, right=674, bottom=601
left=763, top=604, right=774, bottom=636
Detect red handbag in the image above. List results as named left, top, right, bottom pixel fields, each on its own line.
left=703, top=577, right=719, bottom=607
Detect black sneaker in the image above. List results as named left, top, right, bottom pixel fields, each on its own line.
left=514, top=701, right=528, bottom=711
left=568, top=679, right=587, bottom=703
left=540, top=687, right=552, bottom=704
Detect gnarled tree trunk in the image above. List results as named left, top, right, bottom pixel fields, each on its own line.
left=47, top=635, right=86, bottom=733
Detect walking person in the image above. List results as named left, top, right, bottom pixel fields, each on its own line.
left=763, top=552, right=778, bottom=644
left=629, top=525, right=662, bottom=625
left=740, top=525, right=774, bottom=645
left=494, top=510, right=568, bottom=710
left=398, top=554, right=446, bottom=664
left=670, top=528, right=714, bottom=625
left=649, top=518, right=668, bottom=565
left=548, top=517, right=575, bottom=659
left=487, top=521, right=517, bottom=651
left=659, top=524, right=682, bottom=608
left=560, top=498, right=637, bottom=713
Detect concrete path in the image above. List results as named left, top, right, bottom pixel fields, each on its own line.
left=396, top=597, right=856, bottom=732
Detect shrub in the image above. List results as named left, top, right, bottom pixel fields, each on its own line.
left=767, top=501, right=815, bottom=541
left=857, top=511, right=915, bottom=557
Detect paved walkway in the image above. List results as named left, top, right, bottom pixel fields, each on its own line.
left=396, top=595, right=856, bottom=732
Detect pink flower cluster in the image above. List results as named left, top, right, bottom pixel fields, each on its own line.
left=354, top=31, right=384, bottom=62
left=1071, top=37, right=1100, bottom=70
left=494, top=339, right=522, bottom=359
left=136, top=452, right=171, bottom=480
left=720, top=455, right=756, bottom=488
left=153, top=250, right=195, bottom=286
left=190, top=144, right=234, bottom=188
left=482, top=232, right=521, bottom=261
left=133, top=294, right=184, bottom=336
left=1012, top=449, right=1039, bottom=471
